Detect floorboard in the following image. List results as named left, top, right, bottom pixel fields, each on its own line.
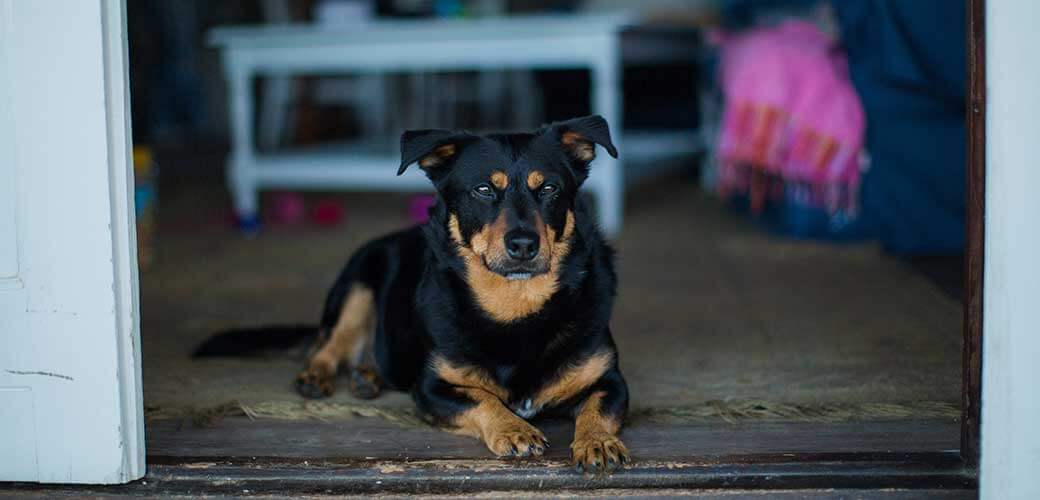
left=0, top=419, right=970, bottom=496
left=146, top=417, right=959, bottom=460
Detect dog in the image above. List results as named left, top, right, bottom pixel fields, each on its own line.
left=196, top=115, right=629, bottom=473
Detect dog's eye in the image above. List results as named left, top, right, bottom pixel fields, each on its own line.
left=473, top=184, right=495, bottom=199
left=540, top=184, right=558, bottom=197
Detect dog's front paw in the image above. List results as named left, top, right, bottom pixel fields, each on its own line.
left=571, top=433, right=629, bottom=474
left=484, top=419, right=548, bottom=458
left=348, top=367, right=382, bottom=400
left=295, top=367, right=335, bottom=399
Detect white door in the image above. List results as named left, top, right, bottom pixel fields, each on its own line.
left=0, top=0, right=144, bottom=484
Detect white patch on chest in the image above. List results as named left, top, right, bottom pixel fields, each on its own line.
left=511, top=398, right=540, bottom=419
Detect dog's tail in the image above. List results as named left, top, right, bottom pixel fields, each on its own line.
left=193, top=325, right=317, bottom=358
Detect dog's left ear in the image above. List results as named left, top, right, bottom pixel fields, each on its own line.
left=550, top=115, right=618, bottom=165
left=397, top=129, right=465, bottom=178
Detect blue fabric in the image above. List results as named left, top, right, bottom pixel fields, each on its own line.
left=833, top=0, right=966, bottom=255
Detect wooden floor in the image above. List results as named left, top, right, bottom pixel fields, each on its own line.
left=3, top=413, right=973, bottom=495
left=147, top=417, right=959, bottom=460
left=79, top=416, right=973, bottom=495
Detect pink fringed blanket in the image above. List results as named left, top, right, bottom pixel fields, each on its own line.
left=713, top=21, right=865, bottom=216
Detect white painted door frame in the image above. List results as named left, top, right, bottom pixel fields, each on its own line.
left=0, top=0, right=144, bottom=484
left=0, top=0, right=1037, bottom=491
left=979, top=0, right=1040, bottom=498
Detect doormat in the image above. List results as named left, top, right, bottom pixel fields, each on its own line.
left=144, top=399, right=960, bottom=428
left=629, top=399, right=960, bottom=424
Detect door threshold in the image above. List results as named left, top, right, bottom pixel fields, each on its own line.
left=4, top=453, right=974, bottom=497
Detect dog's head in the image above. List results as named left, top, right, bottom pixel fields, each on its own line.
left=398, top=115, right=616, bottom=280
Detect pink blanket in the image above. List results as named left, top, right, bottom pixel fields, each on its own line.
left=713, top=21, right=865, bottom=215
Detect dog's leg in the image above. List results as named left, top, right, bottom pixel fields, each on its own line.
left=414, top=365, right=548, bottom=457
left=296, top=284, right=380, bottom=398
left=453, top=386, right=548, bottom=457
left=570, top=368, right=630, bottom=474
left=347, top=347, right=382, bottom=400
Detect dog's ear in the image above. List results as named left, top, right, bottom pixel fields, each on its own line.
left=551, top=115, right=618, bottom=164
left=397, top=129, right=465, bottom=177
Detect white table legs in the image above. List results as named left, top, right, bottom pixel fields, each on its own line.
left=259, top=76, right=292, bottom=150
left=591, top=35, right=623, bottom=238
left=225, top=59, right=260, bottom=230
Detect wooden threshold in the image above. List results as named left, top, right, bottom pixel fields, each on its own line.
left=145, top=417, right=961, bottom=459
left=7, top=454, right=972, bottom=497
left=136, top=454, right=972, bottom=495
left=41, top=416, right=968, bottom=495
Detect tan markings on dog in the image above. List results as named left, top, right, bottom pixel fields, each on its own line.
left=561, top=131, right=595, bottom=161
left=451, top=387, right=547, bottom=456
left=431, top=355, right=509, bottom=401
left=306, top=284, right=375, bottom=378
left=465, top=211, right=510, bottom=267
left=526, top=170, right=545, bottom=190
left=431, top=355, right=546, bottom=456
left=490, top=171, right=509, bottom=190
left=533, top=350, right=614, bottom=408
left=448, top=210, right=576, bottom=323
left=575, top=391, right=620, bottom=436
left=419, top=144, right=457, bottom=169
left=571, top=390, right=629, bottom=470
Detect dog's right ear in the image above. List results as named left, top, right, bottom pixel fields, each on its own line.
left=398, top=129, right=464, bottom=177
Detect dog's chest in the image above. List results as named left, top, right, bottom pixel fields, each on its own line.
left=494, top=364, right=547, bottom=419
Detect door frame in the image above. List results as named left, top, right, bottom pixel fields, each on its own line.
left=977, top=0, right=1040, bottom=497
left=101, top=0, right=147, bottom=482
left=960, top=0, right=985, bottom=469
left=9, top=0, right=990, bottom=489
left=0, top=0, right=143, bottom=484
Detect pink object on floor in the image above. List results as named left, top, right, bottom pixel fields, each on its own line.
left=409, top=194, right=437, bottom=224
left=268, top=192, right=307, bottom=224
left=311, top=199, right=345, bottom=226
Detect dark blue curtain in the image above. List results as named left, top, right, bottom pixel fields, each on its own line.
left=834, top=1, right=967, bottom=255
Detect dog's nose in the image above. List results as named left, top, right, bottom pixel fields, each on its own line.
left=505, top=231, right=539, bottom=261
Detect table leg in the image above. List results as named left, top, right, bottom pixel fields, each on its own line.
left=259, top=76, right=291, bottom=150
left=591, top=36, right=623, bottom=238
left=225, top=62, right=259, bottom=233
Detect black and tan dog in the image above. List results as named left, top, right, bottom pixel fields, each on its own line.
left=197, top=115, right=629, bottom=473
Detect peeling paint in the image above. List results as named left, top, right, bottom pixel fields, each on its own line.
left=5, top=369, right=74, bottom=381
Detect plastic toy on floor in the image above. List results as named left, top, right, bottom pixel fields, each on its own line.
left=235, top=193, right=346, bottom=233
left=310, top=198, right=345, bottom=227
left=268, top=192, right=307, bottom=225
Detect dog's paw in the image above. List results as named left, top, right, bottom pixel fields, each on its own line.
left=484, top=419, right=548, bottom=458
left=295, top=368, right=334, bottom=399
left=571, top=433, right=629, bottom=475
left=348, top=367, right=382, bottom=400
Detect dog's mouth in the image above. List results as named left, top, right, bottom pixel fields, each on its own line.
left=484, top=257, right=549, bottom=281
